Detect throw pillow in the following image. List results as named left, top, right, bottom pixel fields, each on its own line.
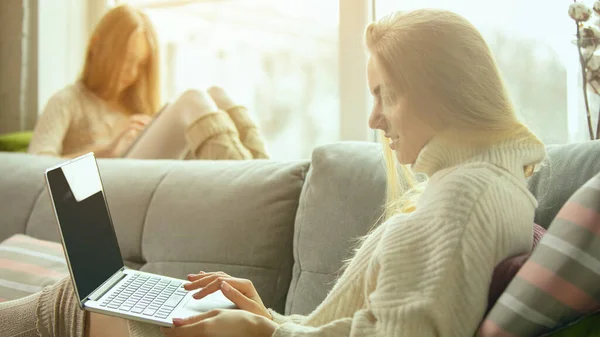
left=0, top=131, right=33, bottom=152
left=478, top=172, right=600, bottom=337
left=0, top=234, right=68, bottom=302
left=486, top=224, right=547, bottom=314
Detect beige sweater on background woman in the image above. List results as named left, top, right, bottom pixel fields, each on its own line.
left=28, top=82, right=269, bottom=160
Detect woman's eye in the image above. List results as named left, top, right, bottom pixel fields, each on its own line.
left=381, top=92, right=396, bottom=106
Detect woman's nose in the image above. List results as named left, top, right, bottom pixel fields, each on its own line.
left=368, top=108, right=383, bottom=130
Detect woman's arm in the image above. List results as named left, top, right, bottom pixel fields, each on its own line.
left=28, top=93, right=73, bottom=157
left=28, top=91, right=116, bottom=158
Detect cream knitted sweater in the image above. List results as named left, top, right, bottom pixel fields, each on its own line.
left=28, top=82, right=130, bottom=157
left=268, top=137, right=546, bottom=337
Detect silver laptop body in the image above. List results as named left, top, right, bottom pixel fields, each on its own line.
left=44, top=153, right=235, bottom=327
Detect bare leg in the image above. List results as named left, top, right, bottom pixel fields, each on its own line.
left=207, top=86, right=237, bottom=111
left=125, top=89, right=218, bottom=160
left=87, top=312, right=130, bottom=337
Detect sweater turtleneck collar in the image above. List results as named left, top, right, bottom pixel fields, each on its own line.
left=411, top=134, right=547, bottom=183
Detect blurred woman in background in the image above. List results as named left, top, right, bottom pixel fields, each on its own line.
left=28, top=4, right=268, bottom=160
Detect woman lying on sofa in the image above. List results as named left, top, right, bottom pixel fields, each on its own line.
left=2, top=8, right=547, bottom=337
left=28, top=4, right=269, bottom=160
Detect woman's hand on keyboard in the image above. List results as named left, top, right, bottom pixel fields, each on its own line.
left=184, top=271, right=272, bottom=320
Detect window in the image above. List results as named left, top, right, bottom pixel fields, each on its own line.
left=117, top=0, right=348, bottom=160
left=375, top=0, right=588, bottom=144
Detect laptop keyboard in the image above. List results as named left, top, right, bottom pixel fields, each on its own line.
left=100, top=274, right=188, bottom=319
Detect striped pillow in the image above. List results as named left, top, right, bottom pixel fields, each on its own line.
left=478, top=172, right=600, bottom=337
left=0, top=234, right=68, bottom=302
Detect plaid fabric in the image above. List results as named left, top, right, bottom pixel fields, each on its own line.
left=487, top=224, right=547, bottom=314
left=0, top=234, right=68, bottom=302
left=478, top=172, right=600, bottom=337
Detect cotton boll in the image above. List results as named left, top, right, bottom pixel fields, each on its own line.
left=594, top=1, right=600, bottom=15
left=588, top=76, right=600, bottom=94
left=570, top=2, right=592, bottom=21
left=580, top=25, right=600, bottom=39
left=585, top=69, right=600, bottom=94
left=589, top=15, right=600, bottom=27
left=582, top=44, right=597, bottom=59
left=588, top=54, right=600, bottom=71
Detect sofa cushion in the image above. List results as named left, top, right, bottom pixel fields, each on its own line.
left=285, top=141, right=388, bottom=315
left=0, top=234, right=68, bottom=302
left=0, top=131, right=33, bottom=152
left=529, top=140, right=600, bottom=228
left=479, top=172, right=600, bottom=337
left=0, top=153, right=63, bottom=244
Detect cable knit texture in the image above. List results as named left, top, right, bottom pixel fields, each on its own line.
left=185, top=106, right=269, bottom=160
left=266, top=136, right=547, bottom=337
left=0, top=277, right=85, bottom=337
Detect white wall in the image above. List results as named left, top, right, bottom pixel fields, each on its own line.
left=37, top=0, right=90, bottom=113
left=339, top=0, right=373, bottom=142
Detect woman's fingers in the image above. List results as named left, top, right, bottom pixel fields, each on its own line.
left=191, top=277, right=258, bottom=301
left=128, top=121, right=146, bottom=132
left=184, top=272, right=230, bottom=289
left=187, top=271, right=228, bottom=281
left=219, top=282, right=263, bottom=315
left=190, top=276, right=236, bottom=299
left=130, top=114, right=153, bottom=126
left=184, top=275, right=222, bottom=291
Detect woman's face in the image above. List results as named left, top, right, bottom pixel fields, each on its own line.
left=367, top=56, right=436, bottom=165
left=118, top=30, right=149, bottom=93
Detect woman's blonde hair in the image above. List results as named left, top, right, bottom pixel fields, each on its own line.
left=364, top=9, right=543, bottom=220
left=81, top=4, right=160, bottom=116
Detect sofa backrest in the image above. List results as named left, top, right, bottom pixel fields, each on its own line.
left=287, top=140, right=600, bottom=315
left=529, top=140, right=600, bottom=228
left=0, top=153, right=309, bottom=313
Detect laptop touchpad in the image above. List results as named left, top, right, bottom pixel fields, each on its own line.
left=179, top=291, right=237, bottom=317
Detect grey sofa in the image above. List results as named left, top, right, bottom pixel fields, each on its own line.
left=1, top=140, right=599, bottom=316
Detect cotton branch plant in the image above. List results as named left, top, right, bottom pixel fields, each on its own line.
left=569, top=1, right=600, bottom=139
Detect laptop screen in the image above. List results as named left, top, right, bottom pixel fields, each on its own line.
left=45, top=154, right=124, bottom=301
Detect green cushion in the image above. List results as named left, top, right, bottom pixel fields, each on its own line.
left=543, top=311, right=600, bottom=337
left=0, top=131, right=33, bottom=152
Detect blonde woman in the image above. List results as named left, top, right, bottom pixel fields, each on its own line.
left=28, top=4, right=268, bottom=160
left=2, top=9, right=545, bottom=337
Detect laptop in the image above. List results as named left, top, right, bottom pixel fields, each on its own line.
left=44, top=152, right=236, bottom=327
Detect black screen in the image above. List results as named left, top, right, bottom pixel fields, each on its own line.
left=46, top=157, right=123, bottom=301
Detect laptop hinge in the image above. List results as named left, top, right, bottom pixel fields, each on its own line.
left=86, top=267, right=127, bottom=302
